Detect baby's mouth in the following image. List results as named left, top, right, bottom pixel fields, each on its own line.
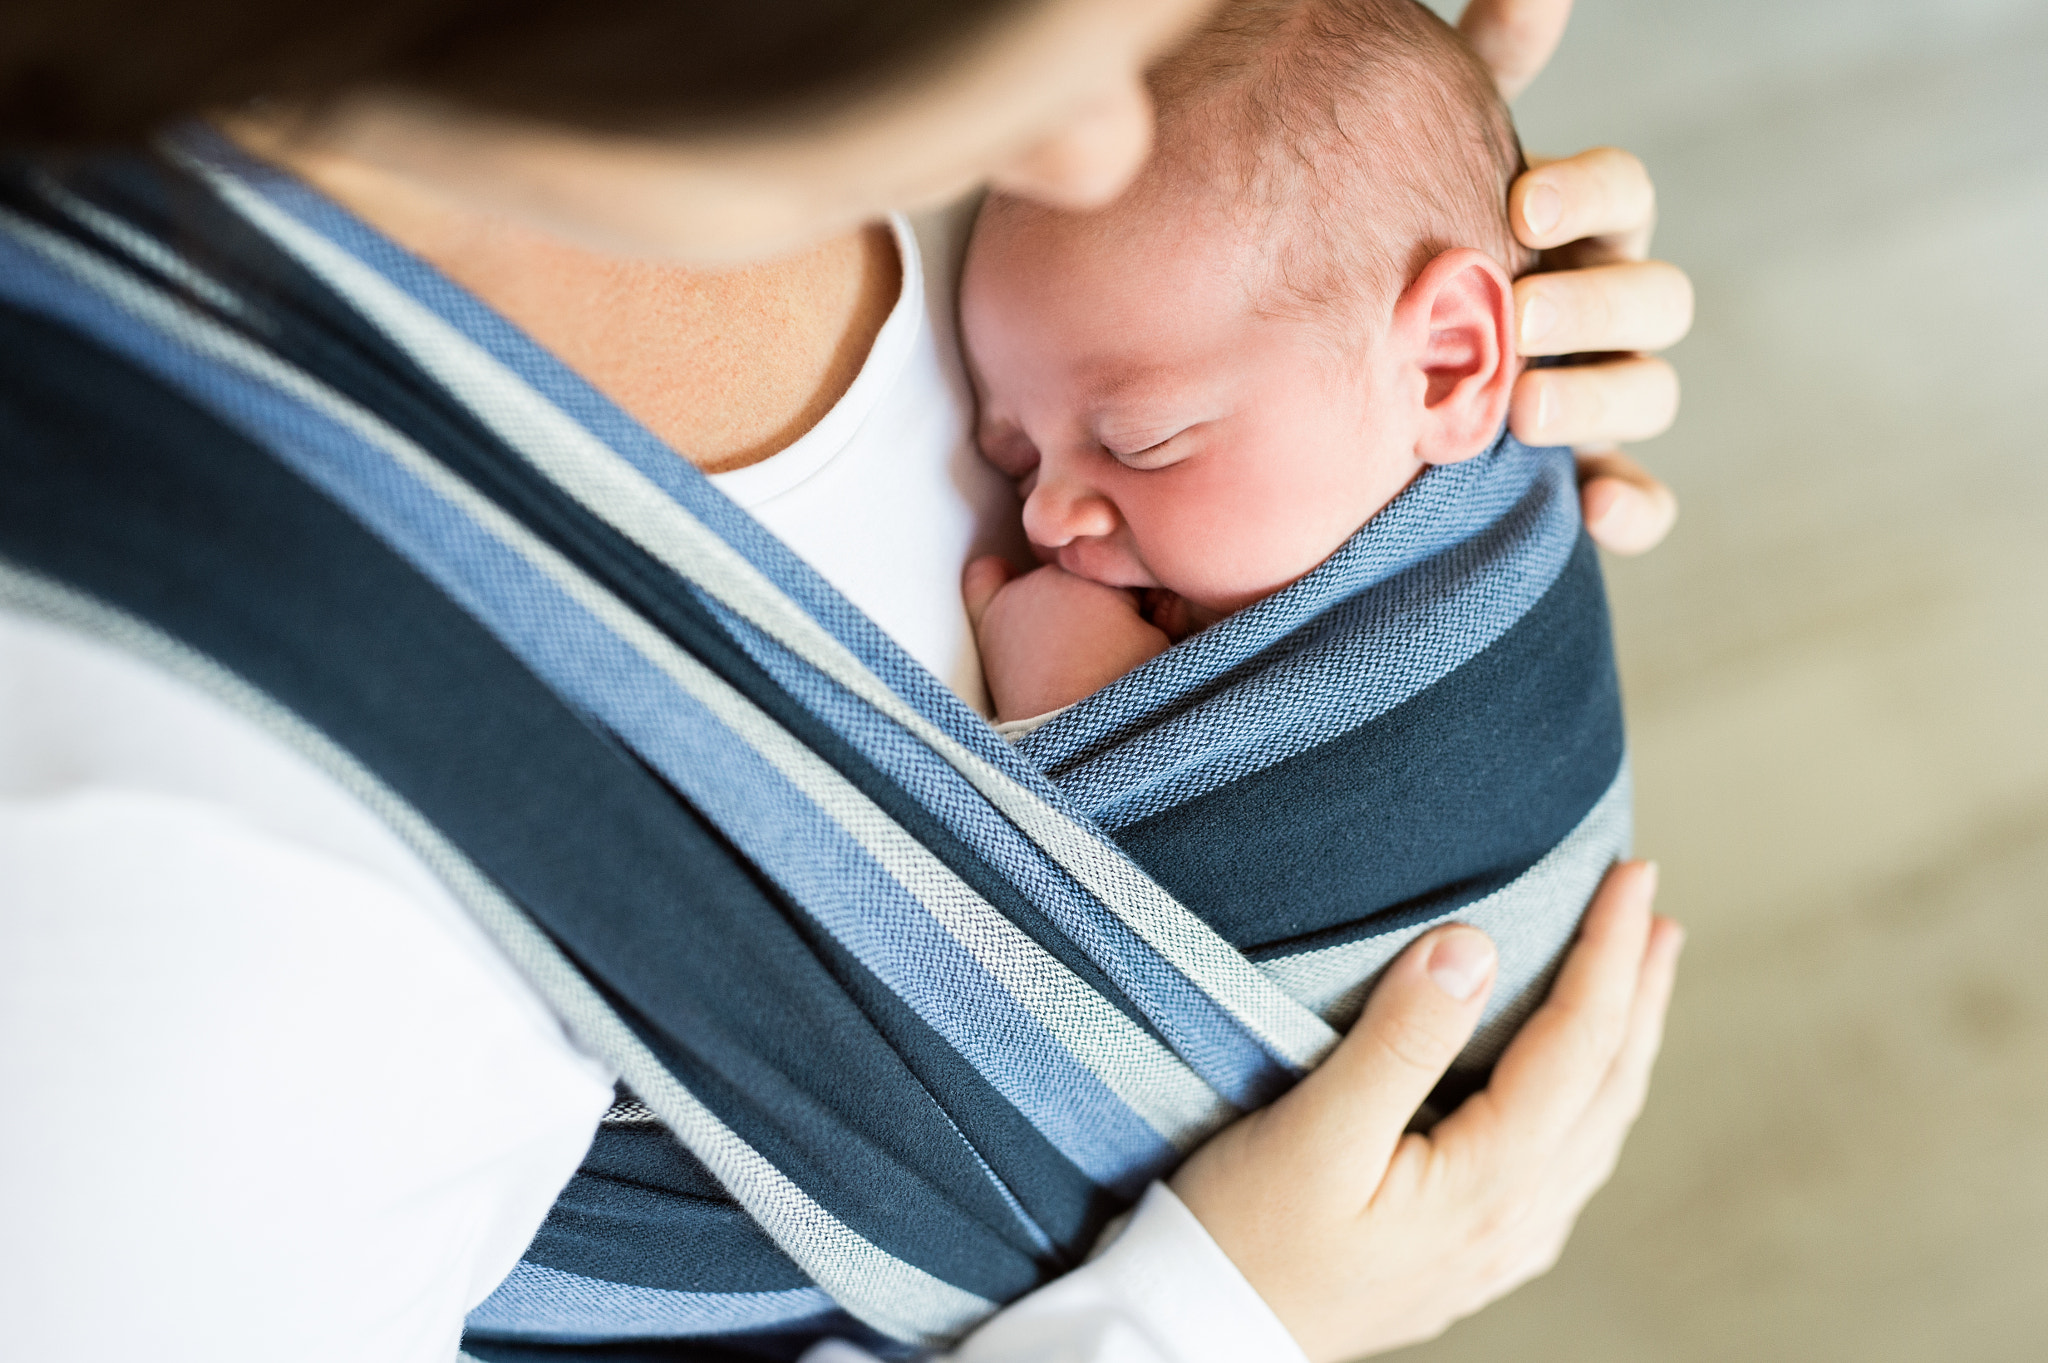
left=1142, top=590, right=1197, bottom=642
left=1142, top=590, right=1223, bottom=642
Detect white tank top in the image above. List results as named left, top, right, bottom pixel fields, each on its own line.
left=711, top=209, right=1024, bottom=714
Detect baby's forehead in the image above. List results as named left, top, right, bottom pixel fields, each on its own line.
left=982, top=175, right=1238, bottom=254
left=973, top=190, right=1365, bottom=385
left=972, top=203, right=1254, bottom=337
left=981, top=172, right=1271, bottom=302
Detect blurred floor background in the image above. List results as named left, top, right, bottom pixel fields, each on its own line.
left=1403, top=0, right=2048, bottom=1357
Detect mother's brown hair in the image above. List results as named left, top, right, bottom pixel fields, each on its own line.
left=0, top=0, right=1037, bottom=148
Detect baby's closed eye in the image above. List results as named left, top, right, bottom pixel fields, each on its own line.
left=1100, top=428, right=1190, bottom=470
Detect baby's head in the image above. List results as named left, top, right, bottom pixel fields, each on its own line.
left=962, top=0, right=1531, bottom=623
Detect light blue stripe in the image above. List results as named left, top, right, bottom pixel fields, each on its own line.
left=192, top=127, right=1343, bottom=1080
left=175, top=127, right=1333, bottom=1089
left=706, top=596, right=1290, bottom=1109
left=466, top=1260, right=839, bottom=1342
left=182, top=133, right=1329, bottom=1085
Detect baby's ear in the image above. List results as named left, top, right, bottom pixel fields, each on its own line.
left=1393, top=248, right=1517, bottom=466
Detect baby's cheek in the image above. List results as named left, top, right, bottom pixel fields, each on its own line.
left=1140, top=480, right=1327, bottom=616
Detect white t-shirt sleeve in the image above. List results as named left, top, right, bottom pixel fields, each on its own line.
left=801, top=1185, right=1308, bottom=1363
left=0, top=785, right=614, bottom=1363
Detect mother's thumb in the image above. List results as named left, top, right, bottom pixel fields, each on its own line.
left=1274, top=926, right=1497, bottom=1181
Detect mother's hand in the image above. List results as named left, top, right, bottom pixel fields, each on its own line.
left=1458, top=0, right=1692, bottom=557
left=1510, top=150, right=1689, bottom=555
left=1171, top=862, right=1682, bottom=1362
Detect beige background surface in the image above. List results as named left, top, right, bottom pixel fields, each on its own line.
left=1401, top=0, right=2048, bottom=1357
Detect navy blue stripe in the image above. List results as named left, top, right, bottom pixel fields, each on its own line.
left=531, top=1135, right=813, bottom=1294
left=1119, top=533, right=1624, bottom=958
left=532, top=895, right=1127, bottom=1296
left=0, top=299, right=1047, bottom=1302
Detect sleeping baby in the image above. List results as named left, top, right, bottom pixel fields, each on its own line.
left=960, top=0, right=1631, bottom=1095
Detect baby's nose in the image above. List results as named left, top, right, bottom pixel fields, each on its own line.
left=1022, top=478, right=1120, bottom=548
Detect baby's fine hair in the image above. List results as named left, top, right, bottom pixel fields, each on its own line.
left=1146, top=0, right=1534, bottom=332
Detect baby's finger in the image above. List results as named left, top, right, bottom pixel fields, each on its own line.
left=961, top=555, right=1017, bottom=630
left=1510, top=147, right=1656, bottom=256
left=1456, top=0, right=1573, bottom=101
left=1516, top=262, right=1693, bottom=358
left=1442, top=862, right=1657, bottom=1169
left=1576, top=449, right=1679, bottom=556
left=1511, top=355, right=1680, bottom=449
left=1269, top=925, right=1497, bottom=1192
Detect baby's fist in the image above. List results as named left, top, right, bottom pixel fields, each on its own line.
left=964, top=558, right=1170, bottom=723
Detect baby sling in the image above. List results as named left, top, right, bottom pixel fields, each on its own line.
left=0, top=134, right=1627, bottom=1361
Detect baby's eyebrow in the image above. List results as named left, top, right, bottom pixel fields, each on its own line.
left=1081, top=364, right=1169, bottom=404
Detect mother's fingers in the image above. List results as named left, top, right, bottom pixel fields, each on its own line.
left=1511, top=146, right=1657, bottom=257
left=1517, top=261, right=1694, bottom=357
left=1576, top=448, right=1680, bottom=556
left=1456, top=0, right=1574, bottom=101
left=1512, top=353, right=1680, bottom=449
left=1539, top=910, right=1685, bottom=1223
left=1438, top=862, right=1660, bottom=1170
left=1271, top=925, right=1497, bottom=1189
left=1582, top=912, right=1685, bottom=1138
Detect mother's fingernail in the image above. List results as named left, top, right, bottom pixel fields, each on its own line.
left=1521, top=293, right=1559, bottom=348
left=1522, top=182, right=1564, bottom=237
left=1426, top=928, right=1496, bottom=1001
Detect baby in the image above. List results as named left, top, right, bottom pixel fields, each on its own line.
left=962, top=0, right=1533, bottom=729
left=957, top=0, right=1628, bottom=1080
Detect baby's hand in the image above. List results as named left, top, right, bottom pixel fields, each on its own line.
left=964, top=557, right=1171, bottom=724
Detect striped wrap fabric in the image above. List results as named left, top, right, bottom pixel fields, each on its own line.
left=0, top=132, right=1628, bottom=1361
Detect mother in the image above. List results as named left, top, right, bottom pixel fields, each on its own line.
left=0, top=1, right=1687, bottom=1360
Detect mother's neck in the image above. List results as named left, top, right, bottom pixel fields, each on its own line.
left=225, top=128, right=900, bottom=474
